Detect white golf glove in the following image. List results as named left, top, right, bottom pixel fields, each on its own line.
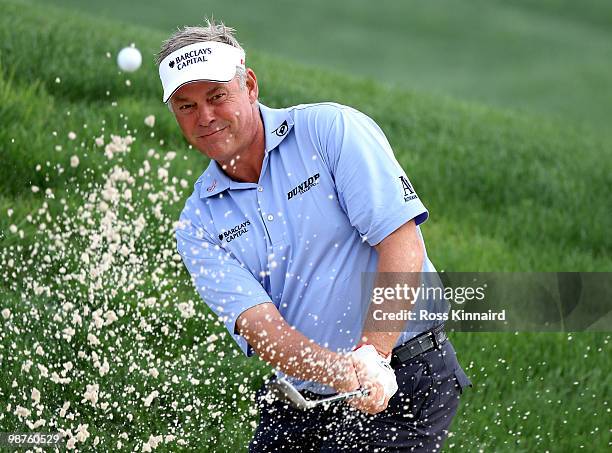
left=350, top=344, right=398, bottom=402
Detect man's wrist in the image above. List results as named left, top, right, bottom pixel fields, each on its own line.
left=353, top=341, right=391, bottom=360
left=326, top=353, right=358, bottom=391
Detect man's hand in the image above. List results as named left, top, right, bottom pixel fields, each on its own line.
left=352, top=345, right=398, bottom=399
left=350, top=345, right=397, bottom=414
left=329, top=345, right=397, bottom=415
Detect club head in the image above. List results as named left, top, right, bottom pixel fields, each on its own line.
left=267, top=377, right=316, bottom=409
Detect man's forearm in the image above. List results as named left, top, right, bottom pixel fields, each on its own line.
left=360, top=271, right=422, bottom=357
left=360, top=220, right=425, bottom=356
left=236, top=303, right=352, bottom=389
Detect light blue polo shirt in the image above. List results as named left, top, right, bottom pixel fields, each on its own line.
left=175, top=101, right=446, bottom=393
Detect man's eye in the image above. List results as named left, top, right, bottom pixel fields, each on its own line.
left=211, top=93, right=225, bottom=101
left=179, top=104, right=194, bottom=110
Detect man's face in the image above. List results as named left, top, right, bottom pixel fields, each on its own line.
left=169, top=69, right=259, bottom=165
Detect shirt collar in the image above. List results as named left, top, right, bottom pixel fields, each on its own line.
left=259, top=101, right=294, bottom=154
left=198, top=101, right=294, bottom=199
left=197, top=159, right=230, bottom=198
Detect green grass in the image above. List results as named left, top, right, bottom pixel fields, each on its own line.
left=34, top=0, right=612, bottom=131
left=1, top=0, right=610, bottom=271
left=0, top=0, right=610, bottom=451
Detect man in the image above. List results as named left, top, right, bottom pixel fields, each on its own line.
left=157, top=18, right=471, bottom=452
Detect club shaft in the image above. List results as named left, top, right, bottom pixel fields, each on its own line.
left=314, top=388, right=369, bottom=405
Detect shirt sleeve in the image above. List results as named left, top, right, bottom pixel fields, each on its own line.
left=175, top=202, right=272, bottom=356
left=323, top=105, right=429, bottom=246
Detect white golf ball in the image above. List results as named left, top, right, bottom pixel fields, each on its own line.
left=117, top=46, right=142, bottom=72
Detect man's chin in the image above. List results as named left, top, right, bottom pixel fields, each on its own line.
left=199, top=146, right=227, bottom=162
left=190, top=138, right=218, bottom=154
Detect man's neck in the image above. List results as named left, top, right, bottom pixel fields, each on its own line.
left=218, top=106, right=266, bottom=184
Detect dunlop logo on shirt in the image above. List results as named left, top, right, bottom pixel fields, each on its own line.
left=287, top=173, right=320, bottom=200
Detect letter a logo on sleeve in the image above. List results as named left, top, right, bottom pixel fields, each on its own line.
left=399, top=176, right=418, bottom=202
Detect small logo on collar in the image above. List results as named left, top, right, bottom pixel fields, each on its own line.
left=206, top=179, right=218, bottom=192
left=273, top=120, right=289, bottom=137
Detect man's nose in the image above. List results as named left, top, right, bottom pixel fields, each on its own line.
left=196, top=104, right=215, bottom=126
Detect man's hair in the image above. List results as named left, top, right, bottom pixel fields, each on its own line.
left=156, top=17, right=247, bottom=112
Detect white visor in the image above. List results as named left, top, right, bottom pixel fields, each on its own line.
left=159, top=41, right=245, bottom=103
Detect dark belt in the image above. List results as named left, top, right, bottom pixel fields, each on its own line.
left=390, top=323, right=447, bottom=368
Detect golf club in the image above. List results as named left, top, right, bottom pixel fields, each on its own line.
left=267, top=377, right=370, bottom=410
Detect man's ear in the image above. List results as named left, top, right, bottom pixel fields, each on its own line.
left=246, top=68, right=259, bottom=103
left=166, top=101, right=178, bottom=123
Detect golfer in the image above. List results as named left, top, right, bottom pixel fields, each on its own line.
left=158, top=19, right=471, bottom=452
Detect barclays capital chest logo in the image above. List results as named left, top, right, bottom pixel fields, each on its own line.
left=218, top=220, right=251, bottom=243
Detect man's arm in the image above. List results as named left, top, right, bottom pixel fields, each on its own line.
left=236, top=303, right=359, bottom=392
left=236, top=303, right=388, bottom=413
left=360, top=219, right=425, bottom=357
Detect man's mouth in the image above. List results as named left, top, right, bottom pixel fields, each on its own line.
left=200, top=127, right=227, bottom=138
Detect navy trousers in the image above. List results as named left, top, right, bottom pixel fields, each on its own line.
left=249, top=339, right=471, bottom=452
